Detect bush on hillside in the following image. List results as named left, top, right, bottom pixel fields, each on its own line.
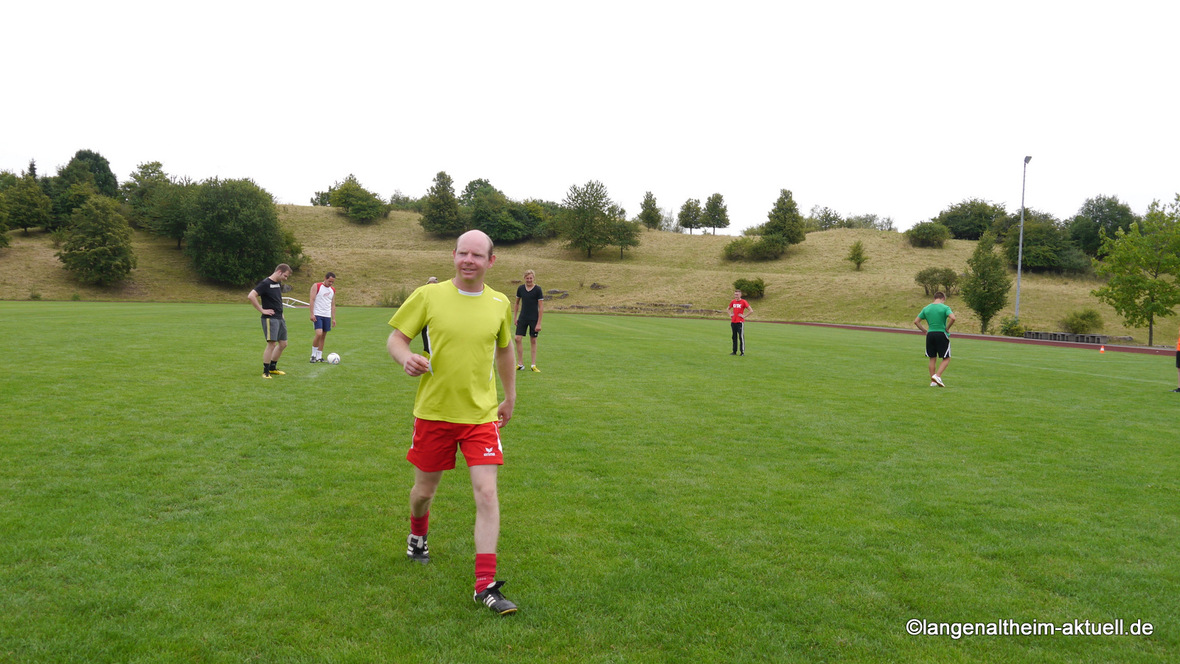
left=1060, top=308, right=1104, bottom=334
left=723, top=235, right=787, bottom=261
left=998, top=316, right=1025, bottom=337
left=281, top=228, right=307, bottom=272
left=914, top=267, right=959, bottom=296
left=905, top=221, right=952, bottom=248
left=846, top=239, right=868, bottom=270
left=733, top=277, right=766, bottom=299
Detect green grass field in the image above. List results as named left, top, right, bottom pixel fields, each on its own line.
left=1, top=302, right=1176, bottom=663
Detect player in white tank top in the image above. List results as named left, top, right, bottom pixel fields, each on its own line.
left=309, top=273, right=337, bottom=361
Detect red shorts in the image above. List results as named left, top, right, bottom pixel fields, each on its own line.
left=408, top=418, right=504, bottom=472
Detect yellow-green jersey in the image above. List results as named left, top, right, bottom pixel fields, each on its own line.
left=389, top=280, right=513, bottom=424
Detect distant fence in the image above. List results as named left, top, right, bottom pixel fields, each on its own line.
left=1024, top=331, right=1109, bottom=344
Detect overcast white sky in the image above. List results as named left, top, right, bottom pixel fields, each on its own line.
left=4, top=1, right=1177, bottom=232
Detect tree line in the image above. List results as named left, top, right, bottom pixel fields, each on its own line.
left=904, top=195, right=1180, bottom=345
left=0, top=151, right=302, bottom=287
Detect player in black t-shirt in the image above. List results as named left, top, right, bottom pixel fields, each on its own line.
left=247, top=264, right=292, bottom=378
left=512, top=269, right=545, bottom=372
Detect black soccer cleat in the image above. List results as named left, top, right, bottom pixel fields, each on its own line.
left=406, top=534, right=430, bottom=564
left=474, top=580, right=518, bottom=615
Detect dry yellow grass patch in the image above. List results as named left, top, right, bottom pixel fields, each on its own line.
left=1, top=205, right=1175, bottom=345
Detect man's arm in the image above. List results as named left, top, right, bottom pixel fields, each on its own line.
left=247, top=289, right=273, bottom=316
left=535, top=299, right=543, bottom=331
left=743, top=304, right=752, bottom=318
left=309, top=284, right=318, bottom=321
left=913, top=315, right=927, bottom=332
left=388, top=330, right=430, bottom=376
left=513, top=298, right=521, bottom=324
left=945, top=312, right=956, bottom=331
left=494, top=343, right=517, bottom=427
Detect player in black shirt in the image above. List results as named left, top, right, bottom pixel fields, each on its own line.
left=247, top=264, right=292, bottom=378
left=513, top=269, right=545, bottom=372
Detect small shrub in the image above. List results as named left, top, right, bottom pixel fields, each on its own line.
left=905, top=221, right=952, bottom=248
left=937, top=268, right=960, bottom=295
left=71, top=292, right=82, bottom=301
left=723, top=235, right=787, bottom=261
left=1057, top=246, right=1093, bottom=275
left=28, top=290, right=42, bottom=301
left=723, top=236, right=754, bottom=261
left=998, top=316, right=1026, bottom=337
left=1060, top=308, right=1104, bottom=334
left=846, top=240, right=868, bottom=270
left=733, top=277, right=766, bottom=299
left=748, top=236, right=788, bottom=260
left=281, top=228, right=307, bottom=272
left=379, top=286, right=411, bottom=308
left=915, top=267, right=959, bottom=296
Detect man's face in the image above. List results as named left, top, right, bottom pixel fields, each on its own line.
left=324, top=276, right=335, bottom=288
left=453, top=233, right=494, bottom=285
left=524, top=272, right=535, bottom=287
left=278, top=270, right=292, bottom=282
left=734, top=291, right=742, bottom=300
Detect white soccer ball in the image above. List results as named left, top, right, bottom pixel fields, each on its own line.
left=326, top=353, right=341, bottom=365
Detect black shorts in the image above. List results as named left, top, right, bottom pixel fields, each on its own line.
left=925, top=332, right=951, bottom=359
left=515, top=319, right=539, bottom=338
left=262, top=316, right=287, bottom=342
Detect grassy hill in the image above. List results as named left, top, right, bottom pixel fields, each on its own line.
left=1, top=204, right=1172, bottom=345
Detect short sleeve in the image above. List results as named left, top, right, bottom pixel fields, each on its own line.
left=389, top=286, right=429, bottom=338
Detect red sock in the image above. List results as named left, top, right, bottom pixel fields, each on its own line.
left=410, top=512, right=429, bottom=537
left=474, top=553, right=497, bottom=594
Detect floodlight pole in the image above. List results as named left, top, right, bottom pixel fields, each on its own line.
left=1014, top=155, right=1032, bottom=323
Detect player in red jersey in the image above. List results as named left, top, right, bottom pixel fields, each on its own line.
left=728, top=289, right=752, bottom=355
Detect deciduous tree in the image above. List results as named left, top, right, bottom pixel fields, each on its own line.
left=807, top=205, right=844, bottom=232
left=184, top=178, right=285, bottom=286
left=610, top=218, right=642, bottom=258
left=1000, top=210, right=1088, bottom=273
left=70, top=149, right=119, bottom=198
left=1068, top=195, right=1139, bottom=257
left=557, top=180, right=619, bottom=258
left=56, top=196, right=137, bottom=285
left=677, top=198, right=702, bottom=235
left=934, top=198, right=1005, bottom=241
left=702, top=193, right=730, bottom=234
left=637, top=191, right=661, bottom=229
left=120, top=161, right=171, bottom=226
left=4, top=175, right=53, bottom=233
left=960, top=233, right=1012, bottom=333
left=420, top=171, right=465, bottom=236
left=146, top=178, right=197, bottom=249
left=328, top=174, right=388, bottom=223
left=1091, top=197, right=1180, bottom=346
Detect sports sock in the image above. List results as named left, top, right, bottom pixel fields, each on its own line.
left=269, top=361, right=277, bottom=371
left=263, top=363, right=270, bottom=374
left=410, top=512, right=429, bottom=537
left=474, top=553, right=497, bottom=594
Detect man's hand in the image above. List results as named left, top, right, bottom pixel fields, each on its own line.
left=401, top=354, right=431, bottom=377
left=497, top=397, right=516, bottom=428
